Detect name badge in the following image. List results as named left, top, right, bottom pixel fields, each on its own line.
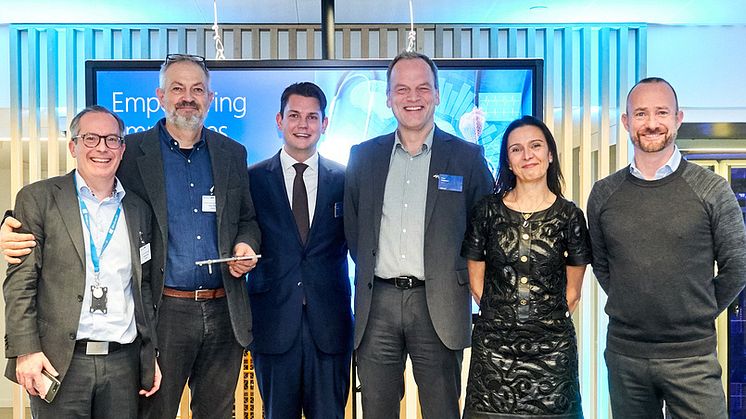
left=202, top=195, right=217, bottom=212
left=140, top=243, right=152, bottom=264
left=437, top=174, right=464, bottom=192
left=334, top=202, right=343, bottom=218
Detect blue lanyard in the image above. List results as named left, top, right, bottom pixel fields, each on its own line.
left=74, top=176, right=122, bottom=275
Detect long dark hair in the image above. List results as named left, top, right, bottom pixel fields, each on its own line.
left=494, top=115, right=564, bottom=198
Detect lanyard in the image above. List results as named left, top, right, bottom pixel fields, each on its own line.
left=74, top=176, right=122, bottom=278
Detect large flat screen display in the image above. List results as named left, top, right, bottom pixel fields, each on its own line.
left=86, top=58, right=544, bottom=315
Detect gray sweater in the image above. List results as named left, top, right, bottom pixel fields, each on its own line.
left=588, top=160, right=746, bottom=358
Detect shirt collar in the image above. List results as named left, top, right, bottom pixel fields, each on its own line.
left=630, top=145, right=682, bottom=181
left=393, top=125, right=435, bottom=156
left=74, top=170, right=126, bottom=202
left=280, top=147, right=319, bottom=174
left=158, top=118, right=207, bottom=151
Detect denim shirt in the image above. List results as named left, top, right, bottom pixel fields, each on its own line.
left=158, top=120, right=222, bottom=290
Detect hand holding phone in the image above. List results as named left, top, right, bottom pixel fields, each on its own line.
left=38, top=369, right=60, bottom=403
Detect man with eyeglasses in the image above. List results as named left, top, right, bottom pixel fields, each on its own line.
left=1, top=54, right=261, bottom=418
left=3, top=105, right=160, bottom=418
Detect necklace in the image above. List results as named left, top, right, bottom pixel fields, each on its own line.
left=516, top=193, right=550, bottom=221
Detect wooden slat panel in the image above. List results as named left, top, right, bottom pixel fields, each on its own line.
left=598, top=28, right=611, bottom=178
left=287, top=28, right=296, bottom=59
left=360, top=27, right=369, bottom=58
left=103, top=27, right=114, bottom=58
left=526, top=27, right=536, bottom=57
left=507, top=27, right=518, bottom=57
left=579, top=27, right=592, bottom=205
left=543, top=27, right=555, bottom=126
left=489, top=26, right=499, bottom=57
left=195, top=27, right=205, bottom=58
left=269, top=27, right=278, bottom=59
left=379, top=27, right=388, bottom=58
left=342, top=28, right=351, bottom=58
left=177, top=27, right=187, bottom=53
left=616, top=27, right=630, bottom=170
left=27, top=28, right=42, bottom=183
left=560, top=27, right=574, bottom=200
left=9, top=28, right=23, bottom=204
left=158, top=27, right=168, bottom=57
left=452, top=26, right=462, bottom=58
left=139, top=27, right=150, bottom=58
left=47, top=28, right=60, bottom=177
left=305, top=28, right=314, bottom=59
left=122, top=28, right=132, bottom=59
left=65, top=27, right=77, bottom=171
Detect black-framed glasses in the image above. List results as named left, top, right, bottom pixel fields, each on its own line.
left=73, top=133, right=124, bottom=149
left=164, top=53, right=206, bottom=66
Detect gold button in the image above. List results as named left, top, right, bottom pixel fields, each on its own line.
left=522, top=233, right=529, bottom=240
left=520, top=299, right=528, bottom=305
left=520, top=277, right=528, bottom=284
left=520, top=255, right=528, bottom=263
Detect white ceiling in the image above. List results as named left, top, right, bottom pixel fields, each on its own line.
left=2, top=0, right=746, bottom=25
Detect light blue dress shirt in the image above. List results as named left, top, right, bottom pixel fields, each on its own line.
left=630, top=145, right=682, bottom=181
left=75, top=171, right=137, bottom=344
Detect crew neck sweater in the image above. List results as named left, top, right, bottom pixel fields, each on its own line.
left=588, top=160, right=746, bottom=358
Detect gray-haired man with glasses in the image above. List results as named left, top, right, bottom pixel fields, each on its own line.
left=1, top=54, right=262, bottom=418
left=3, top=105, right=160, bottom=418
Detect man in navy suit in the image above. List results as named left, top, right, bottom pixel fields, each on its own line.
left=247, top=82, right=353, bottom=419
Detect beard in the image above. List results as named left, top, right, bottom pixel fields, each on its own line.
left=165, top=101, right=206, bottom=131
left=631, top=128, right=676, bottom=153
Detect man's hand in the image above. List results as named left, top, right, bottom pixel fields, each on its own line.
left=1, top=216, right=36, bottom=264
left=16, top=352, right=58, bottom=397
left=227, top=242, right=258, bottom=278
left=139, top=359, right=161, bottom=397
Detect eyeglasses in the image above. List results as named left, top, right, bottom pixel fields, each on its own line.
left=164, top=53, right=206, bottom=66
left=73, top=133, right=124, bottom=149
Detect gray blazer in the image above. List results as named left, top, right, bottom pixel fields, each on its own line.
left=118, top=124, right=261, bottom=348
left=344, top=126, right=494, bottom=350
left=4, top=171, right=157, bottom=390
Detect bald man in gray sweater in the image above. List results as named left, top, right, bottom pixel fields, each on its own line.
left=588, top=77, right=746, bottom=418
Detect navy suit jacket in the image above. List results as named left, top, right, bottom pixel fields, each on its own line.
left=247, top=152, right=353, bottom=355
left=344, top=126, right=494, bottom=350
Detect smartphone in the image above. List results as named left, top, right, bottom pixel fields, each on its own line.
left=39, top=369, right=60, bottom=403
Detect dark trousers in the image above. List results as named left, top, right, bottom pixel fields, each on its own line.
left=30, top=342, right=139, bottom=419
left=139, top=296, right=245, bottom=419
left=357, top=282, right=463, bottom=419
left=605, top=349, right=727, bottom=419
left=252, top=308, right=352, bottom=419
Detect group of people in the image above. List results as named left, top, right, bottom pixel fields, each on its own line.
left=1, top=50, right=745, bottom=419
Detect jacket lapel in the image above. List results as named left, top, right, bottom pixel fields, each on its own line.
left=308, top=156, right=334, bottom=246
left=136, top=129, right=168, bottom=244
left=122, top=195, right=142, bottom=288
left=371, top=134, right=395, bottom=243
left=265, top=152, right=304, bottom=246
left=207, top=131, right=230, bottom=223
left=425, top=127, right=451, bottom=232
left=52, top=172, right=86, bottom=267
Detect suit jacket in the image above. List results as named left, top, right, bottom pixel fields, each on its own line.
left=117, top=125, right=261, bottom=348
left=344, top=126, right=494, bottom=350
left=247, top=152, right=352, bottom=355
left=4, top=171, right=157, bottom=389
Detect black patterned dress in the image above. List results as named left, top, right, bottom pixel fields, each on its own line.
left=461, top=194, right=592, bottom=418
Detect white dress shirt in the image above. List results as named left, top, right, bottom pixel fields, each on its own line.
left=280, top=147, right=319, bottom=227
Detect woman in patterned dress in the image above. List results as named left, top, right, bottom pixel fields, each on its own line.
left=461, top=115, right=592, bottom=418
